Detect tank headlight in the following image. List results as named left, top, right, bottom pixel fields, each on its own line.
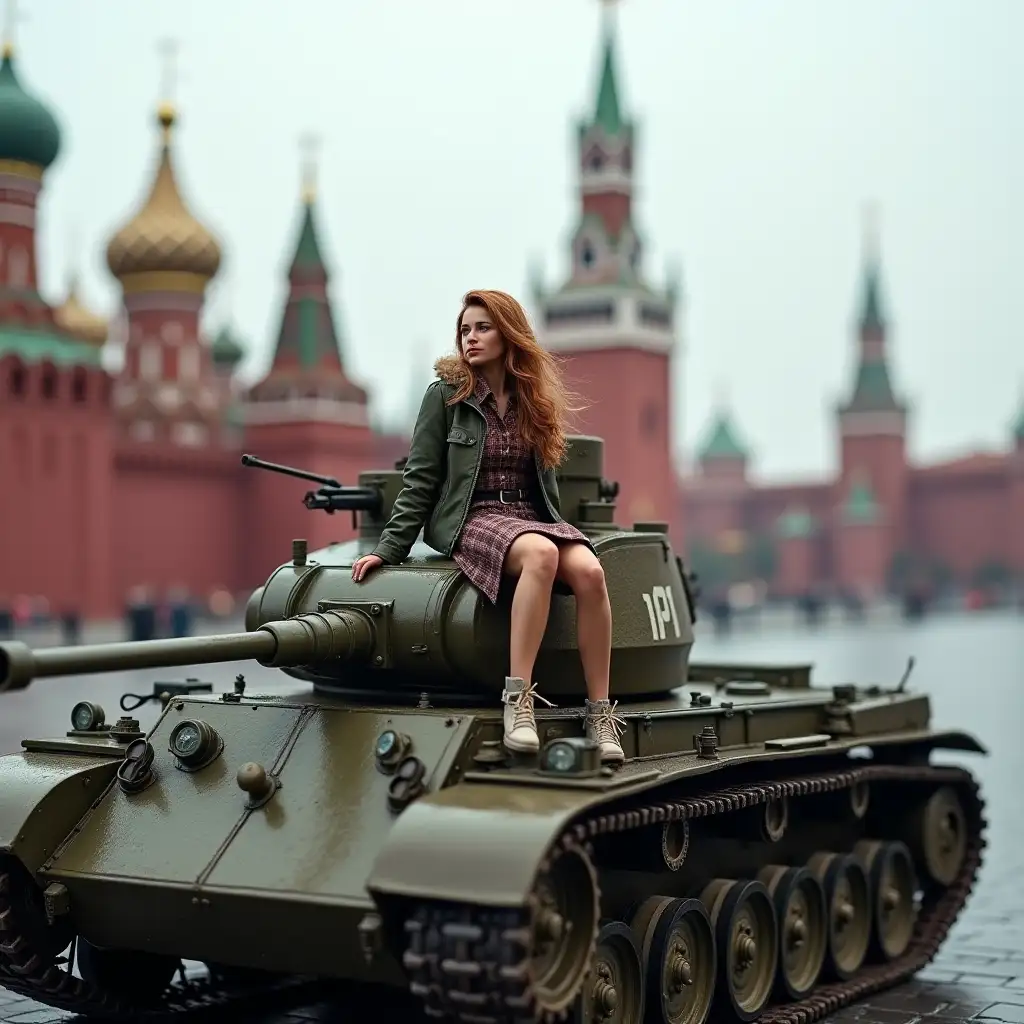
left=375, top=729, right=410, bottom=772
left=543, top=741, right=578, bottom=773
left=71, top=701, right=105, bottom=732
left=168, top=719, right=223, bottom=771
left=540, top=736, right=601, bottom=776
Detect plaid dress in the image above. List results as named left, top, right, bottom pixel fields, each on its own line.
left=453, top=376, right=589, bottom=604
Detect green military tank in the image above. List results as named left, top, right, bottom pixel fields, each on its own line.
left=0, top=436, right=986, bottom=1024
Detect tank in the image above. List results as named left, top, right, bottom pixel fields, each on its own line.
left=0, top=436, right=986, bottom=1024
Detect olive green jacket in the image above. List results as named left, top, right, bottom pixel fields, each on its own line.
left=371, top=356, right=565, bottom=565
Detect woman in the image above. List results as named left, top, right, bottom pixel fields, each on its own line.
left=352, top=289, right=624, bottom=764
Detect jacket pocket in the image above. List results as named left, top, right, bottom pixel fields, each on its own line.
left=446, top=429, right=477, bottom=447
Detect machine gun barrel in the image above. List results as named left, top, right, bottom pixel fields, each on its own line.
left=240, top=453, right=340, bottom=488
left=304, top=486, right=383, bottom=514
left=242, top=454, right=382, bottom=521
left=0, top=610, right=375, bottom=694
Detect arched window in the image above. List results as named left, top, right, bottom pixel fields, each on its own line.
left=161, top=321, right=184, bottom=344
left=41, top=365, right=58, bottom=400
left=72, top=368, right=88, bottom=403
left=140, top=342, right=162, bottom=381
left=7, top=247, right=29, bottom=289
left=9, top=363, right=25, bottom=397
left=178, top=346, right=199, bottom=383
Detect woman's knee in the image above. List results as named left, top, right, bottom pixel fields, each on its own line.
left=509, top=535, right=560, bottom=579
left=564, top=549, right=607, bottom=597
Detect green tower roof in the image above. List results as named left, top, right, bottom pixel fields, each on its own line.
left=1013, top=397, right=1024, bottom=442
left=0, top=324, right=103, bottom=367
left=593, top=27, right=624, bottom=136
left=0, top=49, right=61, bottom=170
left=290, top=194, right=327, bottom=275
left=211, top=324, right=245, bottom=367
left=777, top=507, right=816, bottom=539
left=699, top=410, right=747, bottom=461
left=859, top=260, right=885, bottom=335
left=845, top=360, right=898, bottom=412
left=841, top=229, right=903, bottom=415
left=844, top=478, right=880, bottom=524
left=263, top=184, right=349, bottom=373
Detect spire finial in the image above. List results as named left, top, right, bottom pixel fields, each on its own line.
left=300, top=133, right=320, bottom=204
left=156, top=37, right=180, bottom=140
left=599, top=0, right=620, bottom=32
left=2, top=0, right=26, bottom=60
left=862, top=200, right=881, bottom=262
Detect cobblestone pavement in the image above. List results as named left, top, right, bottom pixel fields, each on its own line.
left=1, top=610, right=1021, bottom=1023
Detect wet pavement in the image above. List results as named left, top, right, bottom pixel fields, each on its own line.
left=1, top=609, right=1022, bottom=1023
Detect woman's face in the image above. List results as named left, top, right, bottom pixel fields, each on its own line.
left=459, top=304, right=505, bottom=369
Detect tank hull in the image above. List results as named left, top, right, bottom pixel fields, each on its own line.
left=0, top=677, right=986, bottom=1022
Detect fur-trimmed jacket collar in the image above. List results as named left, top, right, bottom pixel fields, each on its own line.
left=433, top=355, right=469, bottom=389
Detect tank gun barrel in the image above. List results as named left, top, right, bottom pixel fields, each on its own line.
left=242, top=454, right=382, bottom=520
left=0, top=609, right=375, bottom=694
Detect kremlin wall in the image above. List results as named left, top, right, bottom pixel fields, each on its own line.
left=0, top=16, right=1022, bottom=619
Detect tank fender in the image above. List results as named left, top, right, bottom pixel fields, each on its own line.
left=0, top=752, right=120, bottom=875
left=367, top=781, right=612, bottom=908
left=922, top=730, right=987, bottom=755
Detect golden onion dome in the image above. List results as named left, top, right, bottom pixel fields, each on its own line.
left=105, top=103, right=221, bottom=293
left=53, top=275, right=108, bottom=346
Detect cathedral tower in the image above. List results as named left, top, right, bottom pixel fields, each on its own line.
left=534, top=3, right=681, bottom=539
left=243, top=152, right=374, bottom=577
left=0, top=27, right=114, bottom=615
left=834, top=209, right=908, bottom=588
left=106, top=91, right=224, bottom=446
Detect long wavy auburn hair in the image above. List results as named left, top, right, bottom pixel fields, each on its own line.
left=449, top=289, right=585, bottom=469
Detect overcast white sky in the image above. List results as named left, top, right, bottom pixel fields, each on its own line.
left=19, top=0, right=1023, bottom=481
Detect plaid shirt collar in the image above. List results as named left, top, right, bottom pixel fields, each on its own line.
left=472, top=372, right=515, bottom=407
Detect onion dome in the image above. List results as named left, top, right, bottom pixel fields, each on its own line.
left=0, top=44, right=61, bottom=171
left=211, top=324, right=245, bottom=369
left=53, top=274, right=108, bottom=346
left=106, top=103, right=221, bottom=293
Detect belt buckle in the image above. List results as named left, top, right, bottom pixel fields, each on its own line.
left=499, top=489, right=516, bottom=505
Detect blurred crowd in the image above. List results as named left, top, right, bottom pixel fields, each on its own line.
left=0, top=586, right=242, bottom=645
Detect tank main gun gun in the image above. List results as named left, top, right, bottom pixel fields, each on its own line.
left=241, top=454, right=383, bottom=528
left=0, top=609, right=377, bottom=694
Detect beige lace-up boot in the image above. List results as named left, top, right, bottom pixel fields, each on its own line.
left=585, top=698, right=626, bottom=764
left=502, top=677, right=553, bottom=754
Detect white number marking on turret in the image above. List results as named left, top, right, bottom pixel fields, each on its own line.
left=642, top=586, right=681, bottom=641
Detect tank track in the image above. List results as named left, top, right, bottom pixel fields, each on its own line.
left=402, top=762, right=985, bottom=1024
left=0, top=876, right=317, bottom=1023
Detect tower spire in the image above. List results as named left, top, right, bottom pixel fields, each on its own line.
left=593, top=0, right=623, bottom=135
left=858, top=201, right=885, bottom=335
left=839, top=205, right=902, bottom=416
left=2, top=0, right=25, bottom=60
left=300, top=132, right=319, bottom=205
left=156, top=37, right=180, bottom=142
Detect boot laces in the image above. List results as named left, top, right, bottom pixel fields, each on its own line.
left=589, top=700, right=626, bottom=743
left=505, top=679, right=555, bottom=730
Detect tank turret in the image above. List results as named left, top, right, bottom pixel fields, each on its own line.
left=237, top=435, right=697, bottom=700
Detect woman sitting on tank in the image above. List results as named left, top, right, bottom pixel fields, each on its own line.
left=351, top=289, right=624, bottom=765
